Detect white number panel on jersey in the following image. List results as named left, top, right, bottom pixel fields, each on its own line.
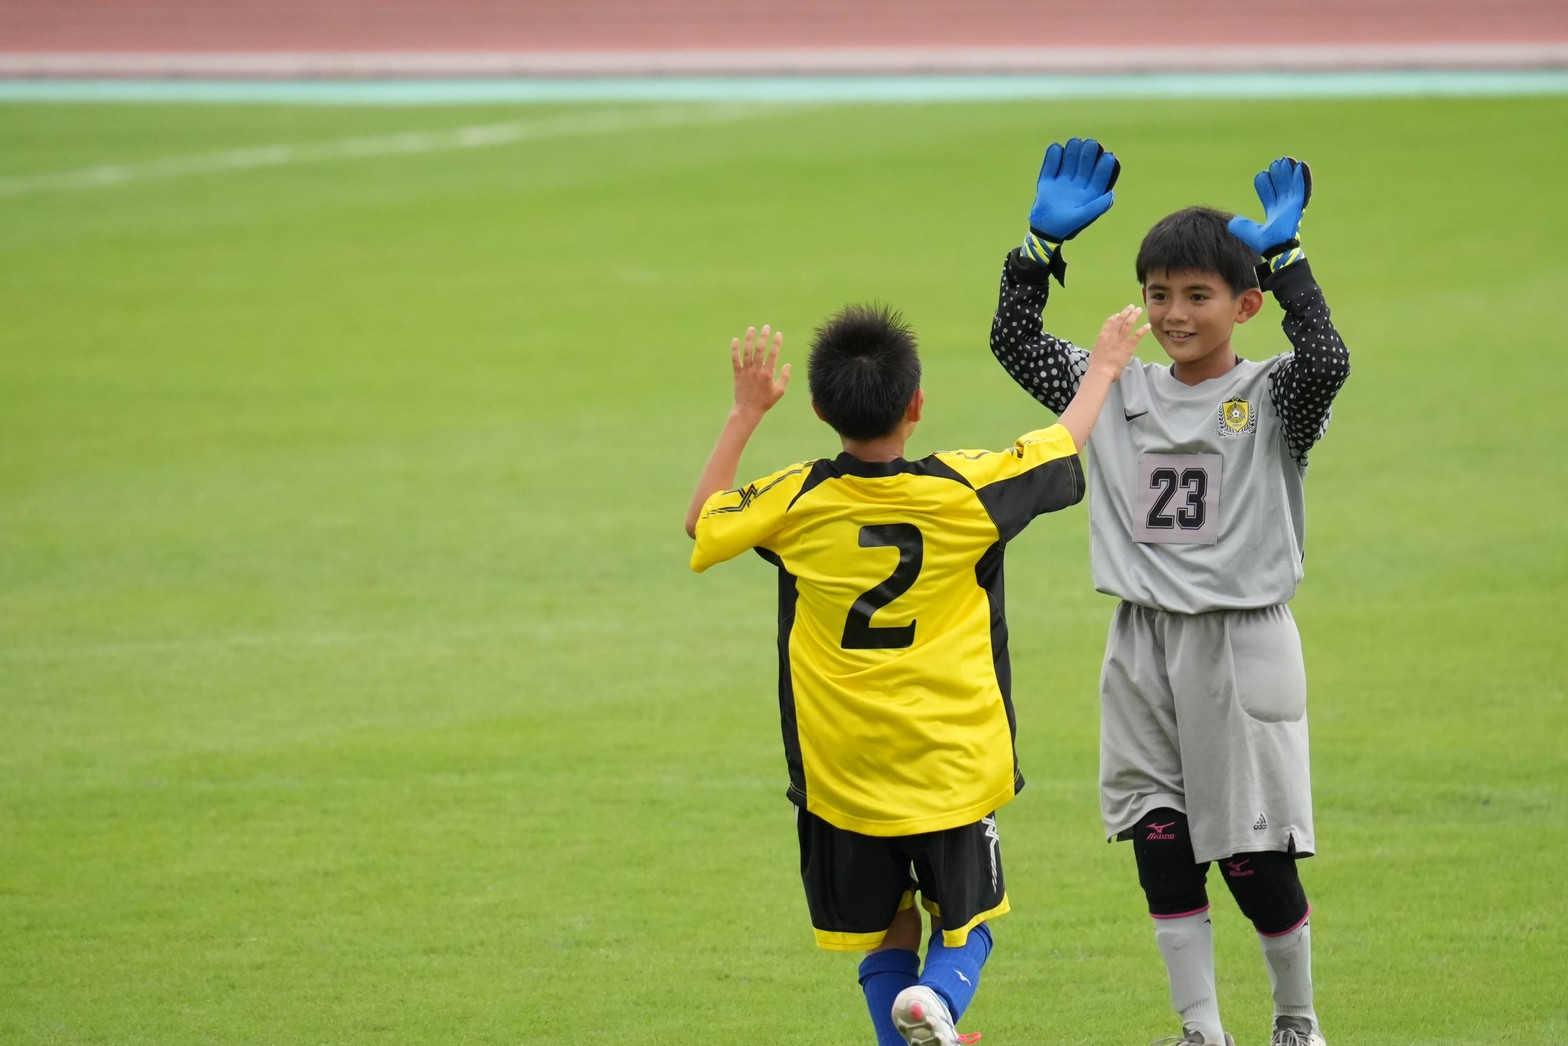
left=1133, top=453, right=1222, bottom=545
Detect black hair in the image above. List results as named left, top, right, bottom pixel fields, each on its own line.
left=1135, top=206, right=1259, bottom=295
left=807, top=303, right=921, bottom=442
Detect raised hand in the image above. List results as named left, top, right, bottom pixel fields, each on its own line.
left=1055, top=304, right=1149, bottom=450
left=1227, top=157, right=1312, bottom=269
left=1028, top=137, right=1121, bottom=243
left=685, top=324, right=791, bottom=537
left=731, top=324, right=791, bottom=417
left=1022, top=137, right=1120, bottom=284
left=1088, top=304, right=1150, bottom=383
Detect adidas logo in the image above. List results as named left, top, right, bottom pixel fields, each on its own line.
left=1254, top=814, right=1268, bottom=831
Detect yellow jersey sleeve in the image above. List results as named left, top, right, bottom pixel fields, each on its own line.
left=690, top=460, right=815, bottom=573
left=935, top=424, right=1083, bottom=541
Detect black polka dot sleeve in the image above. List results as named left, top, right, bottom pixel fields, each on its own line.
left=1263, top=260, right=1352, bottom=467
left=989, top=249, right=1088, bottom=417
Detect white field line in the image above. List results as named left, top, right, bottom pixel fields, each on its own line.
left=0, top=618, right=623, bottom=662
left=0, top=101, right=795, bottom=199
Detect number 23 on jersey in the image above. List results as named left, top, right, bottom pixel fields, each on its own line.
left=1132, top=453, right=1223, bottom=545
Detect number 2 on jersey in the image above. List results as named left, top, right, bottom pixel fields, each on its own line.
left=841, top=523, right=922, bottom=650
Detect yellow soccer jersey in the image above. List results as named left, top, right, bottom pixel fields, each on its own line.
left=691, top=424, right=1083, bottom=837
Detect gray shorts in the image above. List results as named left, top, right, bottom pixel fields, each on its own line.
left=1099, top=601, right=1315, bottom=863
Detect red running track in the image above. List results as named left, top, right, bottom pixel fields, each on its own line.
left=2, top=0, right=1565, bottom=75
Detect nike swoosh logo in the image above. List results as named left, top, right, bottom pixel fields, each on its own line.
left=1124, top=410, right=1149, bottom=421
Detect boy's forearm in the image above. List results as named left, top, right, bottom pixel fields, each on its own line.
left=684, top=406, right=767, bottom=538
left=1056, top=367, right=1118, bottom=451
left=991, top=252, right=1086, bottom=416
left=1263, top=260, right=1351, bottom=465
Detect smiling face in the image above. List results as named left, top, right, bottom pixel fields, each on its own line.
left=1142, top=267, right=1264, bottom=385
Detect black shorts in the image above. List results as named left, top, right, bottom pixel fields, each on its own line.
left=795, top=808, right=1009, bottom=951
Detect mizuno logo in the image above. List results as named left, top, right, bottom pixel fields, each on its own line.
left=983, top=815, right=1001, bottom=891
left=1145, top=820, right=1176, bottom=840
left=1225, top=859, right=1254, bottom=877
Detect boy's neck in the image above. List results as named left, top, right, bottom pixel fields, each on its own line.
left=840, top=435, right=907, bottom=463
left=1170, top=350, right=1241, bottom=386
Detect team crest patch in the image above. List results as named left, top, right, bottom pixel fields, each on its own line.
left=1218, top=398, right=1256, bottom=436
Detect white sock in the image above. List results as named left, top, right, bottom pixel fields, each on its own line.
left=1259, top=918, right=1318, bottom=1031
left=1153, top=912, right=1223, bottom=1040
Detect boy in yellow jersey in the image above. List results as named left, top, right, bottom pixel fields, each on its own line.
left=685, top=302, right=1147, bottom=1046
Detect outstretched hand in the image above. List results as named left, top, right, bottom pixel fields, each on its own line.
left=731, top=324, right=791, bottom=416
left=1088, top=304, right=1150, bottom=382
left=1227, top=156, right=1312, bottom=258
left=1055, top=304, right=1149, bottom=451
left=685, top=324, right=791, bottom=538
left=1029, top=137, right=1121, bottom=243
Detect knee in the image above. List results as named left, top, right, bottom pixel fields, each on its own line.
left=871, top=903, right=923, bottom=954
left=1131, top=808, right=1210, bottom=916
left=930, top=919, right=993, bottom=958
left=1219, top=851, right=1309, bottom=934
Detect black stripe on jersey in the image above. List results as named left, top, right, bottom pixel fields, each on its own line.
left=757, top=547, right=809, bottom=810
left=977, top=455, right=1085, bottom=542
left=786, top=457, right=842, bottom=511
left=785, top=452, right=978, bottom=510
left=973, top=542, right=1026, bottom=797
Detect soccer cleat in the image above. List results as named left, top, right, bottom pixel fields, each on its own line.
left=1149, top=1030, right=1236, bottom=1046
left=891, top=985, right=960, bottom=1046
left=1272, top=1016, right=1326, bottom=1046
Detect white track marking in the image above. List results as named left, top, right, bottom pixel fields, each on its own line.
left=0, top=102, right=796, bottom=199
left=0, top=617, right=628, bottom=662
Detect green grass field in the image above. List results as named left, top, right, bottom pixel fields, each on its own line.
left=2, top=92, right=1566, bottom=1045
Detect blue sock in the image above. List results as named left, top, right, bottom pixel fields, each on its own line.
left=858, top=949, right=920, bottom=1046
left=920, top=923, right=993, bottom=1022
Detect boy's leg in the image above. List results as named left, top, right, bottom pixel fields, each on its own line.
left=1177, top=606, right=1319, bottom=1043
left=917, top=812, right=1007, bottom=1021
left=891, top=813, right=1008, bottom=1045
left=920, top=920, right=992, bottom=1019
left=1134, top=808, right=1226, bottom=1043
left=794, top=809, right=919, bottom=1042
left=1218, top=852, right=1322, bottom=1042
left=1101, top=607, right=1228, bottom=1041
left=860, top=907, right=922, bottom=1046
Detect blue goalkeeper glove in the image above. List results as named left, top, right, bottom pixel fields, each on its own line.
left=1023, top=137, right=1120, bottom=284
left=1227, top=156, right=1312, bottom=275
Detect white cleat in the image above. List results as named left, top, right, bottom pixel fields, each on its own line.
left=891, top=985, right=959, bottom=1046
left=1150, top=1031, right=1236, bottom=1046
left=1272, top=1016, right=1326, bottom=1046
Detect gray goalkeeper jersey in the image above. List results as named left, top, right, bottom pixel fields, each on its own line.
left=990, top=254, right=1350, bottom=614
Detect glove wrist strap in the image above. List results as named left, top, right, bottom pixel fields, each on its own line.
left=1023, top=230, right=1069, bottom=285
left=1262, top=238, right=1305, bottom=273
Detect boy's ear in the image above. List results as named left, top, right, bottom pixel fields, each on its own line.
left=812, top=399, right=827, bottom=422
left=906, top=389, right=925, bottom=424
left=1234, top=288, right=1265, bottom=324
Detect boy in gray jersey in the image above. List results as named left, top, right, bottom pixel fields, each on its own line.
left=987, top=140, right=1350, bottom=1046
